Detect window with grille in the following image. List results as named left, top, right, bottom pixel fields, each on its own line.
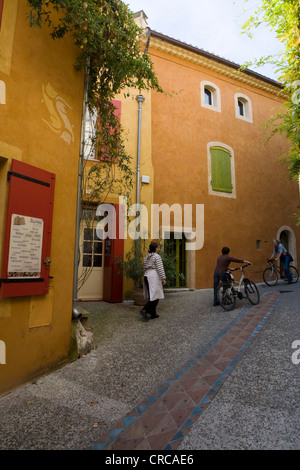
left=82, top=227, right=103, bottom=268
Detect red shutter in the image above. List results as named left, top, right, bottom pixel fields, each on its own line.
left=99, top=100, right=121, bottom=163
left=1, top=160, right=55, bottom=297
left=111, top=99, right=121, bottom=121
left=0, top=0, right=4, bottom=29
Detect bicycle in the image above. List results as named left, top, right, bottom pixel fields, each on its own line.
left=263, top=259, right=299, bottom=286
left=217, top=264, right=260, bottom=311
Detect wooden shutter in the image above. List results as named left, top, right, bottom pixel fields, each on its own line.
left=211, top=147, right=232, bottom=193
left=99, top=100, right=121, bottom=163
left=1, top=160, right=55, bottom=297
left=0, top=0, right=3, bottom=28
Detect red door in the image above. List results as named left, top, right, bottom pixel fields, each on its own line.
left=1, top=159, right=55, bottom=297
left=103, top=204, right=124, bottom=303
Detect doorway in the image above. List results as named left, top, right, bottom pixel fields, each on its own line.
left=277, top=226, right=297, bottom=268
left=164, top=233, right=187, bottom=287
left=280, top=230, right=289, bottom=251
left=77, top=219, right=104, bottom=301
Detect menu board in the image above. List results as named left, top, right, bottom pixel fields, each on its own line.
left=7, top=214, right=44, bottom=279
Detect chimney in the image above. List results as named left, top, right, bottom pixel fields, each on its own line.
left=133, top=10, right=148, bottom=29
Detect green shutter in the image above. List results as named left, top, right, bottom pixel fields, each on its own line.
left=211, top=147, right=232, bottom=193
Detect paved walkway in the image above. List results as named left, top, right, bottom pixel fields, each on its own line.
left=92, top=291, right=280, bottom=450
left=1, top=282, right=299, bottom=450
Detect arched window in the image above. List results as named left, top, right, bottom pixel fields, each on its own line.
left=237, top=99, right=245, bottom=116
left=234, top=93, right=253, bottom=123
left=201, top=81, right=221, bottom=112
left=204, top=88, right=212, bottom=106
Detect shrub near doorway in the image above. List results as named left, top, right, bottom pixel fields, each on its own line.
left=116, top=240, right=178, bottom=304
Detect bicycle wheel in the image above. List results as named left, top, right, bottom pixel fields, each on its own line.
left=263, top=267, right=278, bottom=286
left=217, top=283, right=236, bottom=311
left=245, top=280, right=260, bottom=305
left=288, top=266, right=299, bottom=283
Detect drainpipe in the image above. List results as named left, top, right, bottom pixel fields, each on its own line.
left=72, top=68, right=89, bottom=320
left=136, top=94, right=145, bottom=209
left=135, top=94, right=145, bottom=275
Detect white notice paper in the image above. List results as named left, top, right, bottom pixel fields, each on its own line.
left=7, top=214, right=44, bottom=279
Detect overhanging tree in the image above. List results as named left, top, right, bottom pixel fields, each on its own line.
left=27, top=0, right=162, bottom=194
left=240, top=0, right=300, bottom=223
left=27, top=1, right=163, bottom=289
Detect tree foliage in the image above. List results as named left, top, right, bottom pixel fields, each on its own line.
left=240, top=0, right=300, bottom=222
left=27, top=1, right=164, bottom=290
left=27, top=0, right=162, bottom=204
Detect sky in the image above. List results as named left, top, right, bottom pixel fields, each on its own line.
left=125, top=0, right=282, bottom=81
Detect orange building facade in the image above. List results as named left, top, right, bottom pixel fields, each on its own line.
left=0, top=5, right=299, bottom=396
left=141, top=24, right=299, bottom=289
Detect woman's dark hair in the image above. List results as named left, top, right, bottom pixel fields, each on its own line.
left=149, top=242, right=158, bottom=253
left=222, top=247, right=230, bottom=255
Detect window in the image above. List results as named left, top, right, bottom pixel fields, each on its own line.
left=207, top=143, right=236, bottom=198
left=211, top=147, right=232, bottom=193
left=83, top=99, right=122, bottom=161
left=238, top=99, right=244, bottom=116
left=204, top=88, right=212, bottom=106
left=201, top=81, right=221, bottom=112
left=83, top=107, right=97, bottom=160
left=234, top=93, right=253, bottom=123
left=82, top=227, right=103, bottom=268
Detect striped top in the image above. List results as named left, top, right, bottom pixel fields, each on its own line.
left=143, top=253, right=166, bottom=280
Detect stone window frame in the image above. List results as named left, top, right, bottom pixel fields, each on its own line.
left=234, top=93, right=253, bottom=123
left=201, top=81, right=221, bottom=113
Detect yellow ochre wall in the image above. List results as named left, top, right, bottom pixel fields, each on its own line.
left=117, top=88, right=154, bottom=296
left=0, top=1, right=85, bottom=395
left=148, top=40, right=299, bottom=288
left=80, top=87, right=154, bottom=299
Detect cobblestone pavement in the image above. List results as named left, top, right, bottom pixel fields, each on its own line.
left=0, top=282, right=299, bottom=451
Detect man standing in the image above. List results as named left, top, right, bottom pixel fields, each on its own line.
left=269, top=239, right=293, bottom=283
left=213, top=247, right=251, bottom=306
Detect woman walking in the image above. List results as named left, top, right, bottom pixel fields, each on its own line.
left=140, top=242, right=166, bottom=321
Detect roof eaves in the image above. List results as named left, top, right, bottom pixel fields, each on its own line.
left=148, top=28, right=283, bottom=90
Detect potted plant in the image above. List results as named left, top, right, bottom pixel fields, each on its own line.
left=115, top=239, right=147, bottom=305
left=116, top=239, right=180, bottom=305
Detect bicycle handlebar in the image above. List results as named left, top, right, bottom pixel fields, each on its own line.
left=229, top=264, right=251, bottom=271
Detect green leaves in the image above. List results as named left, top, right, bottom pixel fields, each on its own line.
left=239, top=0, right=300, bottom=174
left=239, top=0, right=300, bottom=224
left=27, top=0, right=162, bottom=207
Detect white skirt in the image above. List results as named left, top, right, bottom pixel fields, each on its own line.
left=143, top=270, right=164, bottom=301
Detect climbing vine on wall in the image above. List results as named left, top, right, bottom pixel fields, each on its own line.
left=27, top=0, right=162, bottom=202
left=27, top=0, right=163, bottom=289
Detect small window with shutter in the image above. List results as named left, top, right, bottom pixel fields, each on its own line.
left=210, top=146, right=232, bottom=193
